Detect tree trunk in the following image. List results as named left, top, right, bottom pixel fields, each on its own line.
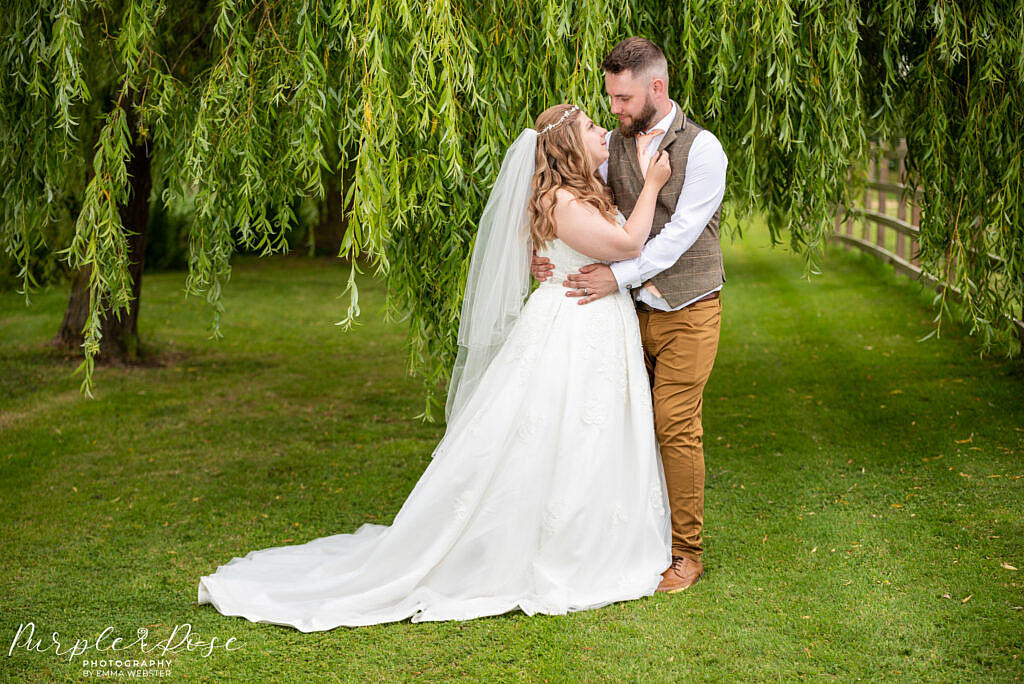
left=313, top=172, right=340, bottom=256
left=54, top=105, right=152, bottom=363
left=313, top=148, right=358, bottom=257
left=313, top=168, right=346, bottom=257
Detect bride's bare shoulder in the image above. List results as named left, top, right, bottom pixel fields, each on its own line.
left=552, top=188, right=574, bottom=204
left=539, top=187, right=572, bottom=210
left=551, top=188, right=599, bottom=217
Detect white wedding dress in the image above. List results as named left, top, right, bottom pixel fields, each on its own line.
left=197, top=235, right=672, bottom=631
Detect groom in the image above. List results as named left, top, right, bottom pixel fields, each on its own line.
left=531, top=37, right=727, bottom=592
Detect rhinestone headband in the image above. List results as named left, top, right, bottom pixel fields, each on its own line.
left=539, top=106, right=579, bottom=135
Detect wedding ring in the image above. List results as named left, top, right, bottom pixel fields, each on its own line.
left=583, top=288, right=589, bottom=296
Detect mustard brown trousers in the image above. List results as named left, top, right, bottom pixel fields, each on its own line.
left=635, top=294, right=722, bottom=562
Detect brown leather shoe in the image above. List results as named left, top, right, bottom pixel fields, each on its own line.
left=656, top=555, right=704, bottom=593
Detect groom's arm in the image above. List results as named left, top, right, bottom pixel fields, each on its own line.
left=608, top=131, right=727, bottom=293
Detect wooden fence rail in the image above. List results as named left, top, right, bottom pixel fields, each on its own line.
left=832, top=140, right=1024, bottom=349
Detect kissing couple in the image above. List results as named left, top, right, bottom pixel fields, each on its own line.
left=197, top=36, right=728, bottom=631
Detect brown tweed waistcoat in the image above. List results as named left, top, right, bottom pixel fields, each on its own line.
left=606, top=104, right=725, bottom=308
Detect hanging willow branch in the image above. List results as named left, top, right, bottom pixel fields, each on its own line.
left=1, top=1, right=1021, bottom=413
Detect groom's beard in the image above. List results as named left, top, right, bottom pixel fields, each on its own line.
left=618, top=95, right=659, bottom=138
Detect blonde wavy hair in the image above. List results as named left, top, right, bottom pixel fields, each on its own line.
left=527, top=104, right=617, bottom=250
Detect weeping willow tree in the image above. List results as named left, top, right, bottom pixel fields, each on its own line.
left=859, top=2, right=1024, bottom=351
left=2, top=1, right=1021, bottom=417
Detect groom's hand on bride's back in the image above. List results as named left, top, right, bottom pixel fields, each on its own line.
left=531, top=248, right=553, bottom=282
left=564, top=263, right=618, bottom=305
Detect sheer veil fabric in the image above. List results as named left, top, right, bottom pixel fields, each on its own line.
left=196, top=129, right=672, bottom=631
left=445, top=128, right=536, bottom=424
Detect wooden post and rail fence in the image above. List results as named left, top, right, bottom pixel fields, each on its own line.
left=832, top=140, right=1024, bottom=350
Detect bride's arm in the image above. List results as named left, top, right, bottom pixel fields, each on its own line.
left=551, top=152, right=671, bottom=262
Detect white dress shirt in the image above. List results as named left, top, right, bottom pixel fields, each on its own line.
left=597, top=101, right=728, bottom=311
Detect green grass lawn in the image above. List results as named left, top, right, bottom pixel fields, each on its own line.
left=2, top=217, right=1022, bottom=681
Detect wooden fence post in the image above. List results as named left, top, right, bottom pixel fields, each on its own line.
left=911, top=201, right=921, bottom=266
left=896, top=144, right=907, bottom=260
left=846, top=170, right=855, bottom=244
left=836, top=207, right=849, bottom=251
left=877, top=148, right=888, bottom=251
left=862, top=153, right=874, bottom=241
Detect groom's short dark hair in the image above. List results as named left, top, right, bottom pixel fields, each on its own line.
left=602, top=37, right=669, bottom=85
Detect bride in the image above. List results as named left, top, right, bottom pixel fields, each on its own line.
left=197, top=104, right=674, bottom=631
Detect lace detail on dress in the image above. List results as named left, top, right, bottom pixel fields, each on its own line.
left=611, top=503, right=627, bottom=528
left=542, top=500, right=567, bottom=537
left=510, top=312, right=546, bottom=390
left=581, top=393, right=608, bottom=426
left=649, top=484, right=666, bottom=516
left=453, top=491, right=472, bottom=520
left=583, top=306, right=612, bottom=350
left=514, top=405, right=546, bottom=445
